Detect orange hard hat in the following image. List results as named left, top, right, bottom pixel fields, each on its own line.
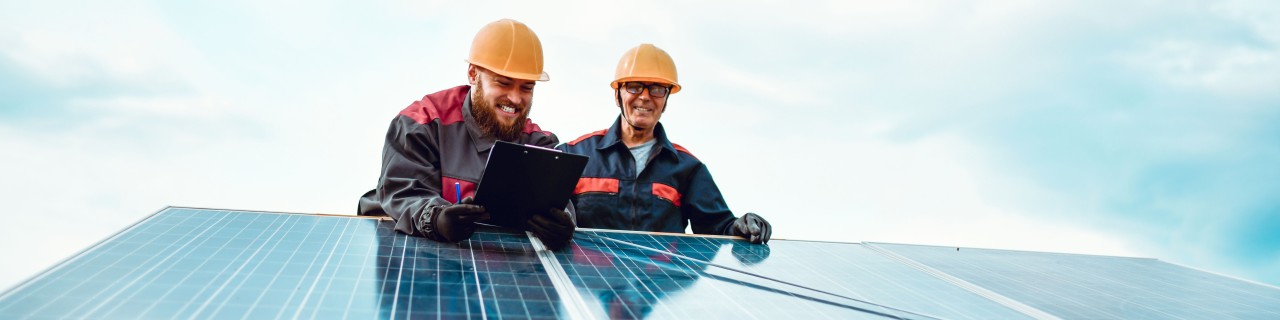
left=611, top=43, right=680, bottom=94
left=467, top=19, right=549, bottom=81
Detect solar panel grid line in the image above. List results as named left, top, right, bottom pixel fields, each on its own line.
left=984, top=248, right=1197, bottom=319
left=299, top=218, right=344, bottom=319
left=1139, top=261, right=1280, bottom=318
left=942, top=251, right=1085, bottom=319
left=792, top=242, right=976, bottom=319
left=430, top=239, right=441, bottom=318
left=386, top=231, right=407, bottom=319
left=587, top=235, right=648, bottom=319
left=329, top=219, right=374, bottom=319
left=12, top=213, right=151, bottom=316
left=265, top=213, right=331, bottom=319
left=1060, top=259, right=1205, bottom=319
left=467, top=237, right=490, bottom=320
left=588, top=234, right=936, bottom=319
left=0, top=205, right=182, bottom=307
left=1161, top=259, right=1280, bottom=292
left=861, top=243, right=1060, bottom=320
left=1157, top=259, right=1280, bottom=316
left=75, top=208, right=234, bottom=317
left=870, top=243, right=1280, bottom=319
left=204, top=213, right=318, bottom=319
left=595, top=234, right=689, bottom=319
left=654, top=236, right=829, bottom=319
left=952, top=249, right=1132, bottom=319
left=343, top=220, right=376, bottom=317
left=583, top=234, right=878, bottom=319
left=527, top=231, right=591, bottom=320
left=137, top=211, right=240, bottom=318
left=182, top=212, right=291, bottom=318
left=288, top=214, right=352, bottom=320
left=0, top=209, right=165, bottom=316
left=408, top=232, right=424, bottom=318
left=131, top=211, right=276, bottom=318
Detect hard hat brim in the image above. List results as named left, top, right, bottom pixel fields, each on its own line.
left=468, top=60, right=550, bottom=82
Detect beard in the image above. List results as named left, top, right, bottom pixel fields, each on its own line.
left=471, top=84, right=530, bottom=142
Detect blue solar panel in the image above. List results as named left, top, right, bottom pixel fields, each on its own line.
left=3, top=207, right=1280, bottom=319
left=870, top=242, right=1280, bottom=319
left=0, top=208, right=564, bottom=319
left=575, top=231, right=1030, bottom=319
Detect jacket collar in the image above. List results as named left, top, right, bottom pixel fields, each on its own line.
left=601, top=115, right=676, bottom=156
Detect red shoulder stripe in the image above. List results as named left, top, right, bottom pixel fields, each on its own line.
left=399, top=85, right=469, bottom=125
left=671, top=143, right=697, bottom=160
left=568, top=129, right=608, bottom=146
left=521, top=118, right=552, bottom=136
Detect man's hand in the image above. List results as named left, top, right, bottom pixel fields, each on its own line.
left=429, top=197, right=489, bottom=243
left=527, top=207, right=575, bottom=250
left=731, top=212, right=772, bottom=244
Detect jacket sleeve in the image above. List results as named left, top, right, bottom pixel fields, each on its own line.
left=683, top=162, right=738, bottom=235
left=376, top=117, right=451, bottom=240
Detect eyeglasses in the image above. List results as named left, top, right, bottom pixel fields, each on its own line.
left=622, top=82, right=672, bottom=98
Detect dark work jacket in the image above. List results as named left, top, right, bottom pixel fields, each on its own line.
left=556, top=117, right=737, bottom=235
left=357, top=85, right=560, bottom=240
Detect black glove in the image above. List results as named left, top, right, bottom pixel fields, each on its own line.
left=731, top=212, right=771, bottom=244
left=426, top=197, right=489, bottom=243
left=527, top=207, right=575, bottom=250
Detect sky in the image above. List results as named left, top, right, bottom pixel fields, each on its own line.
left=1, top=0, right=1277, bottom=292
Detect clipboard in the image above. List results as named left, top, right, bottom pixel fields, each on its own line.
left=473, top=140, right=588, bottom=229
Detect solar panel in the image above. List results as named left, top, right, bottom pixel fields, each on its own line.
left=2, top=207, right=1279, bottom=319
left=572, top=231, right=1029, bottom=319
left=870, top=242, right=1280, bottom=319
left=0, top=208, right=565, bottom=319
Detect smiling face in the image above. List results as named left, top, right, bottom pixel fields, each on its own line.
left=469, top=65, right=535, bottom=141
left=617, top=82, right=669, bottom=131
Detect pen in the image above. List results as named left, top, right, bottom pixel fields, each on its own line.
left=455, top=181, right=461, bottom=203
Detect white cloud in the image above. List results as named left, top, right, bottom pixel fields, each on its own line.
left=1124, top=41, right=1280, bottom=96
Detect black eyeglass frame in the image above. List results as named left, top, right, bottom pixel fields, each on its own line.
left=621, top=82, right=672, bottom=98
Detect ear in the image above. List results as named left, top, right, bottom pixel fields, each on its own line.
left=467, top=64, right=479, bottom=85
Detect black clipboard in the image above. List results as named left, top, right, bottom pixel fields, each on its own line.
left=473, top=140, right=588, bottom=229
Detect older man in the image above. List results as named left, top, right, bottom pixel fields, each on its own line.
left=358, top=19, right=574, bottom=248
left=557, top=44, right=772, bottom=244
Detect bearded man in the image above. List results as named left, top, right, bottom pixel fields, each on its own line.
left=357, top=19, right=575, bottom=248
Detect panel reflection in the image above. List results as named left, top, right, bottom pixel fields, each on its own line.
left=373, top=223, right=561, bottom=319
left=556, top=232, right=921, bottom=319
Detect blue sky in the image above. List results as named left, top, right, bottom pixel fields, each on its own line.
left=2, top=0, right=1278, bottom=291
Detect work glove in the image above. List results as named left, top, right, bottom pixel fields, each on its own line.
left=731, top=212, right=772, bottom=244
left=527, top=207, right=575, bottom=250
left=425, top=197, right=489, bottom=243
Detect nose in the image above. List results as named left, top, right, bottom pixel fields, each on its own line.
left=505, top=90, right=524, bottom=106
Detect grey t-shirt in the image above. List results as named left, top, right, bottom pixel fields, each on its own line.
left=628, top=139, right=658, bottom=178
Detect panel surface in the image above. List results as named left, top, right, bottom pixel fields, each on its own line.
left=6, top=208, right=1280, bottom=320
left=570, top=231, right=1029, bottom=319
left=871, top=242, right=1280, bottom=319
left=0, top=208, right=563, bottom=319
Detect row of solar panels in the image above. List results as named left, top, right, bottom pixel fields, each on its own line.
left=1, top=207, right=1277, bottom=319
